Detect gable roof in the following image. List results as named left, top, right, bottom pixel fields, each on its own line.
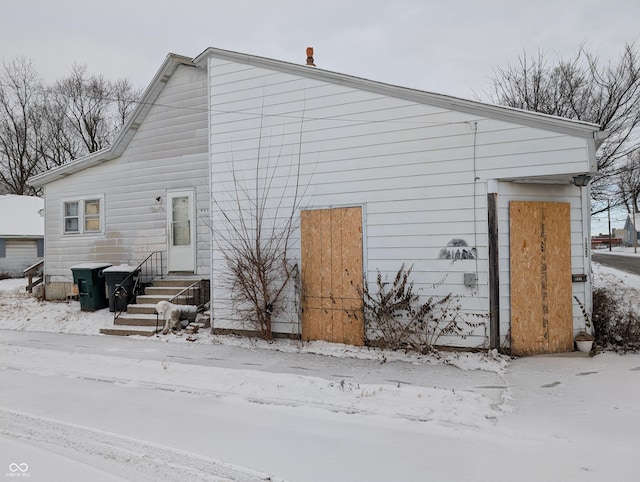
left=625, top=213, right=640, bottom=232
left=0, top=195, right=44, bottom=237
left=29, top=54, right=198, bottom=187
left=193, top=47, right=605, bottom=140
left=30, top=47, right=606, bottom=187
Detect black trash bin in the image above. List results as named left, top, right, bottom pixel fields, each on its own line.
left=70, top=263, right=112, bottom=311
left=104, top=264, right=140, bottom=312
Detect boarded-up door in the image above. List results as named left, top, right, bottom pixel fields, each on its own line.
left=301, top=207, right=364, bottom=345
left=510, top=201, right=573, bottom=356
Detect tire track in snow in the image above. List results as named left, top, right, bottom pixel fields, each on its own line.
left=0, top=408, right=283, bottom=482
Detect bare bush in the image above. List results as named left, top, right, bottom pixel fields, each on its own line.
left=592, top=285, right=640, bottom=352
left=362, top=264, right=484, bottom=353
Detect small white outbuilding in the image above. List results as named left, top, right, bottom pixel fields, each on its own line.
left=193, top=48, right=606, bottom=355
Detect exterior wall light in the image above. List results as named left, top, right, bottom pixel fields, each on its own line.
left=572, top=174, right=592, bottom=187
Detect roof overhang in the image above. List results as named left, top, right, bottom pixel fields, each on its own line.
left=30, top=46, right=608, bottom=187
left=193, top=47, right=603, bottom=140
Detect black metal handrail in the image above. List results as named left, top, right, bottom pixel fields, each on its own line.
left=113, top=251, right=165, bottom=322
left=168, top=281, right=203, bottom=306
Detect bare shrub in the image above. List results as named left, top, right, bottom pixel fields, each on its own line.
left=362, top=264, right=484, bottom=353
left=592, top=285, right=640, bottom=352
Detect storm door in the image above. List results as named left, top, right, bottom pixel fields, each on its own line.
left=167, top=190, right=196, bottom=272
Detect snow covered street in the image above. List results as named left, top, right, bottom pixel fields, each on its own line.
left=1, top=330, right=639, bottom=481
left=0, top=330, right=509, bottom=481
left=0, top=274, right=639, bottom=481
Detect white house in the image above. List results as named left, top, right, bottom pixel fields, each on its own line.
left=623, top=213, right=640, bottom=247
left=0, top=195, right=44, bottom=277
left=29, top=54, right=210, bottom=300
left=30, top=47, right=606, bottom=355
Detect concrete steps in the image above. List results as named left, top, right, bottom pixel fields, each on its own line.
left=125, top=303, right=157, bottom=315
left=115, top=313, right=159, bottom=327
left=100, top=277, right=205, bottom=337
left=135, top=294, right=197, bottom=305
left=100, top=326, right=160, bottom=337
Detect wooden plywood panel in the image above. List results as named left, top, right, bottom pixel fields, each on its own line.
left=330, top=208, right=344, bottom=343
left=301, top=210, right=324, bottom=342
left=544, top=204, right=574, bottom=353
left=301, top=207, right=364, bottom=345
left=340, top=207, right=364, bottom=345
left=510, top=201, right=573, bottom=356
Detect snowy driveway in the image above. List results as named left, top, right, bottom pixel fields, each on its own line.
left=1, top=329, right=639, bottom=481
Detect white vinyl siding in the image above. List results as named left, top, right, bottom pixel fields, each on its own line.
left=206, top=57, right=594, bottom=347
left=42, top=64, right=210, bottom=284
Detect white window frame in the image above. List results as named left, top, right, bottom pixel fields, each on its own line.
left=62, top=195, right=104, bottom=235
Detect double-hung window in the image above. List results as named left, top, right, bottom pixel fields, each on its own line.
left=63, top=198, right=103, bottom=234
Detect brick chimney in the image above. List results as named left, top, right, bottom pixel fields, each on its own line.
left=306, top=47, right=315, bottom=66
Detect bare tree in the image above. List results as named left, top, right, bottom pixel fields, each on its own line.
left=0, top=58, right=141, bottom=194
left=617, top=151, right=640, bottom=213
left=212, top=114, right=308, bottom=340
left=38, top=91, right=84, bottom=169
left=486, top=43, right=640, bottom=208
left=0, top=57, right=45, bottom=195
left=54, top=63, right=140, bottom=154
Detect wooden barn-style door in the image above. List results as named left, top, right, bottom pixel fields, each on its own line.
left=510, top=201, right=573, bottom=356
left=300, top=207, right=364, bottom=346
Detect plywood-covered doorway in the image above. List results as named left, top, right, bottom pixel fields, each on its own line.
left=510, top=201, right=573, bottom=355
left=300, top=207, right=364, bottom=345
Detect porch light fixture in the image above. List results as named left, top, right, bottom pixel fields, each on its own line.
left=572, top=174, right=592, bottom=187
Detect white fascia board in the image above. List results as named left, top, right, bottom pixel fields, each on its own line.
left=193, top=47, right=602, bottom=139
left=28, top=148, right=114, bottom=187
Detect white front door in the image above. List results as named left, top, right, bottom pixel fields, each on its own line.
left=167, top=190, right=196, bottom=272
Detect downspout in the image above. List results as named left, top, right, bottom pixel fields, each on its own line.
left=205, top=56, right=215, bottom=333
left=582, top=182, right=592, bottom=316
left=487, top=179, right=500, bottom=350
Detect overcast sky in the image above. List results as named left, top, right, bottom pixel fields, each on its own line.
left=3, top=0, right=638, bottom=231
left=3, top=0, right=639, bottom=101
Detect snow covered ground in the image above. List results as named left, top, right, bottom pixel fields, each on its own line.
left=0, top=263, right=639, bottom=481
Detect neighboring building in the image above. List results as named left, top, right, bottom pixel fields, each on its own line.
left=0, top=195, right=44, bottom=277
left=623, top=214, right=640, bottom=247
left=613, top=227, right=626, bottom=241
left=591, top=234, right=622, bottom=249
left=30, top=47, right=607, bottom=355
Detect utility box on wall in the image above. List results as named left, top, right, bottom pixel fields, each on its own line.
left=464, top=272, right=477, bottom=288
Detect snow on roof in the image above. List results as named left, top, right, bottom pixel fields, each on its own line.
left=0, top=195, right=44, bottom=237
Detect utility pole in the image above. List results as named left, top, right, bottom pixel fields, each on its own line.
left=608, top=199, right=612, bottom=251
left=634, top=204, right=638, bottom=254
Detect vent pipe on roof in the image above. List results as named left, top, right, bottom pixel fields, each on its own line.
left=306, top=47, right=315, bottom=66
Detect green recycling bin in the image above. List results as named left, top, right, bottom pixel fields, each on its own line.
left=71, top=263, right=112, bottom=311
left=103, top=264, right=140, bottom=312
